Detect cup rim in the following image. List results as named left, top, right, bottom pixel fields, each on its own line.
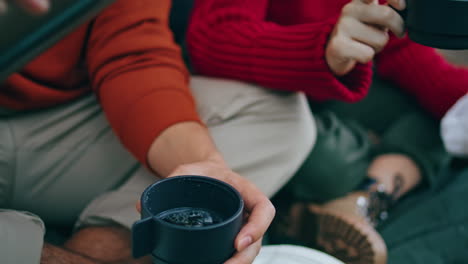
left=141, top=175, right=245, bottom=231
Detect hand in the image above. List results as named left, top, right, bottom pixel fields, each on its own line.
left=326, top=0, right=406, bottom=76
left=143, top=121, right=275, bottom=263
left=0, top=0, right=49, bottom=15
left=168, top=157, right=275, bottom=264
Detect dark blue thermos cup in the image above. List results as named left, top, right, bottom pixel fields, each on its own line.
left=132, top=175, right=244, bottom=264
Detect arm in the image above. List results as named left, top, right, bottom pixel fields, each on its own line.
left=87, top=0, right=201, bottom=166
left=86, top=1, right=273, bottom=262
left=376, top=37, right=468, bottom=118
left=147, top=121, right=275, bottom=264
left=187, top=0, right=372, bottom=102
left=376, top=35, right=468, bottom=118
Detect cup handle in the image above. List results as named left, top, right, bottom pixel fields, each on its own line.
left=132, top=217, right=156, bottom=258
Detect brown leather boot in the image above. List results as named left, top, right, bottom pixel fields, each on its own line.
left=270, top=154, right=421, bottom=264
left=307, top=191, right=388, bottom=264
left=270, top=190, right=391, bottom=264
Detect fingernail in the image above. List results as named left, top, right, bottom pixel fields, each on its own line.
left=238, top=236, right=252, bottom=251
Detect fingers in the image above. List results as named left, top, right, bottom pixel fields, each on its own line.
left=340, top=17, right=389, bottom=52
left=224, top=239, right=262, bottom=264
left=343, top=3, right=404, bottom=37
left=387, top=0, right=406, bottom=10
left=326, top=33, right=375, bottom=75
left=361, top=4, right=404, bottom=37
left=234, top=197, right=275, bottom=251
left=15, top=0, right=49, bottom=14
left=167, top=161, right=274, bottom=254
left=229, top=177, right=275, bottom=251
left=342, top=41, right=375, bottom=64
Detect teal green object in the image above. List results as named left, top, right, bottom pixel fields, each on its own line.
left=285, top=74, right=451, bottom=203
left=379, top=166, right=468, bottom=264
left=0, top=0, right=115, bottom=82
left=286, top=111, right=372, bottom=203
left=169, top=0, right=195, bottom=69
left=169, top=0, right=194, bottom=46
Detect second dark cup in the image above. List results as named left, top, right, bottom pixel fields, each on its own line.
left=132, top=175, right=244, bottom=264
left=401, top=0, right=468, bottom=49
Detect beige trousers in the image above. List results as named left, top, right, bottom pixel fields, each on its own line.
left=0, top=77, right=316, bottom=263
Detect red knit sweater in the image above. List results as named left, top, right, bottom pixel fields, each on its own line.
left=187, top=0, right=468, bottom=118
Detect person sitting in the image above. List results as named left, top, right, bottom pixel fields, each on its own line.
left=0, top=1, right=318, bottom=263
left=186, top=0, right=468, bottom=263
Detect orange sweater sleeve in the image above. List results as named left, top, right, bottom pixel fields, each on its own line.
left=86, top=0, right=201, bottom=165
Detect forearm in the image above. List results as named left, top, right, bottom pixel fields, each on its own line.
left=147, top=122, right=275, bottom=264
left=187, top=1, right=372, bottom=102
left=376, top=36, right=468, bottom=118
left=88, top=0, right=203, bottom=166
left=147, top=121, right=225, bottom=177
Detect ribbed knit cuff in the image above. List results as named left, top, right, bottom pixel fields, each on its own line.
left=251, top=16, right=373, bottom=102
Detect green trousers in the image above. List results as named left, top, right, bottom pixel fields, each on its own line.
left=287, top=75, right=452, bottom=203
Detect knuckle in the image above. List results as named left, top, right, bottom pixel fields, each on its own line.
left=331, top=36, right=348, bottom=57
left=382, top=31, right=390, bottom=42
left=375, top=32, right=390, bottom=50
left=357, top=46, right=375, bottom=63
left=363, top=48, right=375, bottom=62
left=380, top=7, right=396, bottom=21
left=380, top=32, right=390, bottom=46
left=342, top=3, right=356, bottom=16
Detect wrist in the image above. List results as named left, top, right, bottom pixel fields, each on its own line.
left=147, top=121, right=225, bottom=177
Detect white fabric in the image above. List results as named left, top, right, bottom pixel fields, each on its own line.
left=441, top=93, right=468, bottom=156
left=254, top=245, right=344, bottom=264
left=0, top=210, right=45, bottom=264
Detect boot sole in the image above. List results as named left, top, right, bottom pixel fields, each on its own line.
left=307, top=205, right=387, bottom=264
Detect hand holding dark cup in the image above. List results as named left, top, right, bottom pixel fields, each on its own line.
left=132, top=175, right=246, bottom=264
